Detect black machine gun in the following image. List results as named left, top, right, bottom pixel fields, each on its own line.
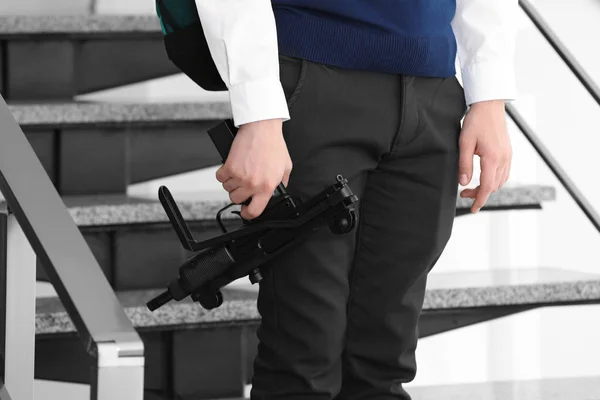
left=147, top=120, right=359, bottom=311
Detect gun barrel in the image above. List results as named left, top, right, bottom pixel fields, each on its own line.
left=146, top=290, right=173, bottom=311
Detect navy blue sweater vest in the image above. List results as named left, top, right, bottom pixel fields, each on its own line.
left=272, top=1, right=458, bottom=77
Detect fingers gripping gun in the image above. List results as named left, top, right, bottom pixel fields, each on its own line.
left=147, top=120, right=359, bottom=311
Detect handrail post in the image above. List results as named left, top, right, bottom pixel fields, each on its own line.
left=1, top=212, right=36, bottom=400
left=0, top=379, right=13, bottom=400
left=92, top=341, right=145, bottom=400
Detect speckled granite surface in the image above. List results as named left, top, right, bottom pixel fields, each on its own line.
left=0, top=15, right=160, bottom=37
left=9, top=102, right=232, bottom=127
left=62, top=201, right=230, bottom=226
left=408, top=376, right=600, bottom=400
left=36, top=288, right=258, bottom=335
left=455, top=184, right=555, bottom=210
left=35, top=268, right=600, bottom=335
left=61, top=193, right=239, bottom=226
left=0, top=185, right=556, bottom=227
left=424, top=268, right=600, bottom=309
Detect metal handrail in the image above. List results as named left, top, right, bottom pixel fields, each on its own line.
left=0, top=95, right=144, bottom=400
left=514, top=0, right=600, bottom=234
left=519, top=0, right=600, bottom=105
left=506, top=104, right=600, bottom=233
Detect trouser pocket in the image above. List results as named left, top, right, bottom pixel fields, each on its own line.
left=278, top=54, right=308, bottom=112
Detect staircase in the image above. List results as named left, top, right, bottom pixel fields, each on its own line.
left=33, top=267, right=600, bottom=398
left=1, top=8, right=600, bottom=400
left=0, top=15, right=176, bottom=100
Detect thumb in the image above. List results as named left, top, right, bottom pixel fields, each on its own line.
left=458, top=136, right=475, bottom=186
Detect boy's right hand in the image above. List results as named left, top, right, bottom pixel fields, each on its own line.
left=216, top=118, right=292, bottom=220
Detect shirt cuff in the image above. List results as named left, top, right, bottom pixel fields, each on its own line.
left=461, top=60, right=517, bottom=105
left=228, top=79, right=291, bottom=127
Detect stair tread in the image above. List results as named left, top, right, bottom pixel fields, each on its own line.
left=408, top=376, right=600, bottom=400
left=0, top=15, right=160, bottom=37
left=455, top=184, right=554, bottom=210
left=0, top=185, right=556, bottom=227
left=212, top=376, right=600, bottom=400
left=51, top=191, right=236, bottom=226
left=35, top=267, right=600, bottom=335
left=10, top=102, right=231, bottom=127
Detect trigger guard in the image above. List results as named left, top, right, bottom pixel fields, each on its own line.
left=346, top=210, right=357, bottom=233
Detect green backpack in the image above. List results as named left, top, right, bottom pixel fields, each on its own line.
left=155, top=0, right=227, bottom=91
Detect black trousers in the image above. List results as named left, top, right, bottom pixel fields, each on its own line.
left=251, top=55, right=467, bottom=399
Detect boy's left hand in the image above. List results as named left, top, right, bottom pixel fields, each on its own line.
left=458, top=100, right=512, bottom=213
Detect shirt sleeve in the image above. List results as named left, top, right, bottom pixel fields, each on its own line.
left=195, top=0, right=290, bottom=127
left=451, top=0, right=520, bottom=105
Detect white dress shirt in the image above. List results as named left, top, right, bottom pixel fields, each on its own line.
left=195, top=0, right=519, bottom=127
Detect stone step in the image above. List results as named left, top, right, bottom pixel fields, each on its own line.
left=59, top=184, right=555, bottom=227
left=11, top=102, right=231, bottom=195
left=0, top=15, right=177, bottom=101
left=44, top=192, right=240, bottom=290
left=35, top=267, right=600, bottom=335
left=0, top=184, right=556, bottom=289
left=34, top=268, right=600, bottom=399
left=408, top=376, right=600, bottom=400
left=206, top=376, right=600, bottom=400
left=8, top=184, right=553, bottom=289
left=0, top=15, right=160, bottom=37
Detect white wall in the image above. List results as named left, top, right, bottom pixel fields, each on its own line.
left=413, top=0, right=600, bottom=386
left=527, top=0, right=600, bottom=274
left=520, top=0, right=600, bottom=383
